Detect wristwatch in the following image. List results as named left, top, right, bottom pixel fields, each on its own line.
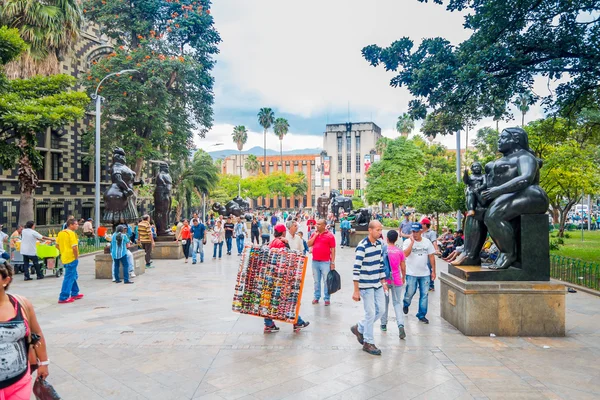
left=38, top=359, right=50, bottom=366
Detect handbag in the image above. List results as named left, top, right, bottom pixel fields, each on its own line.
left=211, top=232, right=220, bottom=244
left=326, top=270, right=341, bottom=294
left=181, top=240, right=187, bottom=245
left=33, top=377, right=62, bottom=400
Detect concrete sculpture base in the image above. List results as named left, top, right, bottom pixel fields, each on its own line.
left=94, top=250, right=146, bottom=279
left=151, top=241, right=184, bottom=259
left=440, top=272, right=565, bottom=337
left=349, top=231, right=368, bottom=248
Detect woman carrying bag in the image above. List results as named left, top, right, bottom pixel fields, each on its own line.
left=0, top=263, right=50, bottom=399
left=234, top=217, right=248, bottom=256
left=212, top=220, right=225, bottom=259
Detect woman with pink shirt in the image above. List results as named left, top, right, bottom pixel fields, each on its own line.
left=380, top=230, right=407, bottom=339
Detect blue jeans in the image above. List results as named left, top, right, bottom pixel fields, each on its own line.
left=213, top=242, right=223, bottom=258
left=341, top=229, right=350, bottom=246
left=381, top=283, right=405, bottom=327
left=127, top=251, right=134, bottom=273
left=403, top=275, right=431, bottom=319
left=225, top=237, right=233, bottom=254
left=59, top=260, right=80, bottom=301
left=357, top=287, right=385, bottom=344
left=113, top=255, right=130, bottom=283
left=192, top=238, right=204, bottom=263
left=312, top=260, right=331, bottom=301
left=427, top=260, right=435, bottom=289
left=264, top=316, right=304, bottom=327
left=261, top=234, right=270, bottom=245
left=236, top=236, right=245, bottom=254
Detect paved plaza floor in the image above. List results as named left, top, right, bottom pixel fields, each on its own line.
left=13, top=231, right=600, bottom=400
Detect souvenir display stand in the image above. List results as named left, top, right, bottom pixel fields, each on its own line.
left=232, top=245, right=307, bottom=324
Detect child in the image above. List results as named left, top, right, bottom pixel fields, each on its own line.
left=463, top=162, right=487, bottom=217
left=380, top=230, right=407, bottom=339
left=298, top=231, right=309, bottom=255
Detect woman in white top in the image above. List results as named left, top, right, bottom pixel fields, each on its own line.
left=211, top=221, right=225, bottom=259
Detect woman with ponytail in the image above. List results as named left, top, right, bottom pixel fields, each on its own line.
left=111, top=225, right=133, bottom=284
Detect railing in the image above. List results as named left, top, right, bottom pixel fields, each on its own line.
left=550, top=255, right=600, bottom=291
left=78, top=238, right=107, bottom=255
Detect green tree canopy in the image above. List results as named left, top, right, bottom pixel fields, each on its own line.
left=362, top=0, right=600, bottom=136
left=244, top=154, right=261, bottom=175
left=82, top=0, right=220, bottom=177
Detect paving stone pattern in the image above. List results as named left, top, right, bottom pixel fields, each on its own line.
left=13, top=227, right=600, bottom=400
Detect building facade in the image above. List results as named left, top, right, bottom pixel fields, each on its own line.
left=0, top=24, right=153, bottom=229
left=220, top=153, right=318, bottom=209
left=321, top=122, right=382, bottom=198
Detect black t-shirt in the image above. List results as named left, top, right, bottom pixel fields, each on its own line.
left=224, top=223, right=235, bottom=238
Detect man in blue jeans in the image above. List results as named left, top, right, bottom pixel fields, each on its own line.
left=190, top=218, right=206, bottom=264
left=224, top=217, right=235, bottom=255
left=56, top=218, right=83, bottom=304
left=307, top=219, right=336, bottom=306
left=402, top=222, right=436, bottom=323
left=340, top=217, right=351, bottom=248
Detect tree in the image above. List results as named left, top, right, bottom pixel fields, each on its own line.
left=172, top=149, right=218, bottom=220
left=273, top=117, right=289, bottom=167
left=244, top=154, right=260, bottom=175
left=257, top=107, right=274, bottom=174
left=396, top=112, right=414, bottom=137
left=515, top=91, right=535, bottom=127
left=472, top=127, right=499, bottom=165
left=82, top=0, right=221, bottom=178
left=361, top=0, right=600, bottom=135
left=0, top=0, right=83, bottom=78
left=365, top=137, right=424, bottom=208
left=232, top=125, right=248, bottom=178
left=0, top=27, right=89, bottom=223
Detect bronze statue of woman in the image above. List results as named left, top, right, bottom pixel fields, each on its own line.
left=103, top=148, right=139, bottom=224
left=458, top=127, right=549, bottom=270
left=153, top=163, right=173, bottom=236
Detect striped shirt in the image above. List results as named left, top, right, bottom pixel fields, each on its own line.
left=353, top=237, right=385, bottom=289
left=137, top=221, right=152, bottom=244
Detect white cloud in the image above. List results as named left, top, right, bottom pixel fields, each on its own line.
left=195, top=123, right=322, bottom=152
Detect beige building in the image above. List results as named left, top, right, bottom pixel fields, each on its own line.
left=321, top=122, right=382, bottom=198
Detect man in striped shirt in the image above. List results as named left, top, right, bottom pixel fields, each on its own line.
left=350, top=220, right=387, bottom=356
left=137, top=215, right=155, bottom=268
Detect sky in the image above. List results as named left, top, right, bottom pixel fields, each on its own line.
left=195, top=0, right=549, bottom=153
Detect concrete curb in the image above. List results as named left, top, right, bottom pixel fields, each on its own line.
left=552, top=278, right=600, bottom=297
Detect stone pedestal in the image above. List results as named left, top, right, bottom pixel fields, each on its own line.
left=349, top=231, right=368, bottom=247
left=152, top=241, right=183, bottom=259
left=94, top=250, right=146, bottom=279
left=440, top=272, right=565, bottom=336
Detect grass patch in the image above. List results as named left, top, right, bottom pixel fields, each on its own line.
left=550, top=230, right=600, bottom=263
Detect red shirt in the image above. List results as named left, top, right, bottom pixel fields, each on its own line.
left=307, top=219, right=316, bottom=228
left=310, top=231, right=335, bottom=261
left=269, top=238, right=286, bottom=249
left=180, top=225, right=191, bottom=240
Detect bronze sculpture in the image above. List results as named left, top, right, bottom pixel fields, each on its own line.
left=316, top=193, right=330, bottom=218
left=153, top=163, right=173, bottom=237
left=329, top=190, right=353, bottom=218
left=103, top=148, right=140, bottom=224
left=457, top=127, right=549, bottom=270
left=350, top=208, right=371, bottom=231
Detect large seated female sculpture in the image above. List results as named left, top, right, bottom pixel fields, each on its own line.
left=457, top=127, right=549, bottom=270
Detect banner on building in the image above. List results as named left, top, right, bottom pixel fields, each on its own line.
left=314, top=157, right=321, bottom=186
left=364, top=154, right=372, bottom=173
left=343, top=190, right=355, bottom=196
left=323, top=157, right=330, bottom=186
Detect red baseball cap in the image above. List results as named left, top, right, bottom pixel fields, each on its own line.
left=274, top=224, right=286, bottom=233
left=420, top=218, right=431, bottom=225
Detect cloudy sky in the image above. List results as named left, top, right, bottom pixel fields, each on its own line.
left=196, top=0, right=547, bottom=153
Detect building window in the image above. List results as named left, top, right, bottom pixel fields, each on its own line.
left=50, top=133, right=61, bottom=149
left=51, top=153, right=60, bottom=180
left=346, top=134, right=352, bottom=173
left=338, top=179, right=343, bottom=190
left=51, top=207, right=62, bottom=225
left=347, top=156, right=351, bottom=173
left=356, top=153, right=361, bottom=172
left=269, top=165, right=274, bottom=174
left=337, top=154, right=342, bottom=172
left=269, top=198, right=274, bottom=208
left=286, top=165, right=290, bottom=174
left=36, top=151, right=47, bottom=180
left=302, top=165, right=307, bottom=174
left=356, top=179, right=361, bottom=190
left=294, top=199, right=299, bottom=208
left=81, top=160, right=91, bottom=182
left=286, top=199, right=290, bottom=208
left=337, top=136, right=343, bottom=153
left=36, top=131, right=46, bottom=147
left=82, top=206, right=93, bottom=220
left=347, top=179, right=352, bottom=190
left=356, top=134, right=360, bottom=152
left=35, top=205, right=48, bottom=226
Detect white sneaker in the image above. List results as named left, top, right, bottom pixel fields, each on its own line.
left=130, top=272, right=136, bottom=278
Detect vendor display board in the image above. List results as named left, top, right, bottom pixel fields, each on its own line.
left=232, top=245, right=307, bottom=324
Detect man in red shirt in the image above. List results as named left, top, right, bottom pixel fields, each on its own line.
left=308, top=219, right=336, bottom=306
left=306, top=215, right=317, bottom=230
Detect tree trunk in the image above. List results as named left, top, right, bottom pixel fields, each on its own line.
left=17, top=137, right=38, bottom=225
left=557, top=199, right=578, bottom=237
left=263, top=129, right=267, bottom=174
left=280, top=139, right=283, bottom=171
left=19, top=190, right=35, bottom=225
left=522, top=113, right=525, bottom=127
left=496, top=120, right=499, bottom=133
left=133, top=157, right=144, bottom=181
left=436, top=212, right=440, bottom=234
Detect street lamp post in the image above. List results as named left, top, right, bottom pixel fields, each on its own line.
left=90, top=69, right=138, bottom=241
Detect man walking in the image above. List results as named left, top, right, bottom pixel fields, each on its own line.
left=190, top=218, right=206, bottom=264
left=399, top=212, right=412, bottom=241
left=340, top=217, right=351, bottom=248
left=308, top=219, right=336, bottom=306
left=138, top=215, right=155, bottom=268
left=350, top=220, right=387, bottom=355
left=224, top=216, right=235, bottom=255
left=56, top=218, right=82, bottom=304
left=420, top=218, right=439, bottom=291
left=21, top=221, right=54, bottom=281
left=403, top=222, right=436, bottom=324
left=260, top=217, right=271, bottom=245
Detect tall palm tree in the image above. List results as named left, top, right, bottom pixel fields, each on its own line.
left=273, top=117, right=289, bottom=168
left=257, top=107, right=275, bottom=174
left=396, top=112, right=414, bottom=137
left=173, top=150, right=219, bottom=220
left=244, top=154, right=260, bottom=175
left=0, top=0, right=83, bottom=78
left=517, top=91, right=533, bottom=127
left=232, top=125, right=248, bottom=178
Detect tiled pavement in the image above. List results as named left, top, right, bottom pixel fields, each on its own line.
left=13, top=230, right=600, bottom=400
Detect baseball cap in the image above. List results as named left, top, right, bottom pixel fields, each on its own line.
left=420, top=218, right=431, bottom=225
left=274, top=224, right=286, bottom=233
left=411, top=222, right=423, bottom=231
left=404, top=211, right=411, bottom=216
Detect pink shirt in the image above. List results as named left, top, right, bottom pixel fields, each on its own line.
left=310, top=231, right=335, bottom=261
left=386, top=245, right=405, bottom=286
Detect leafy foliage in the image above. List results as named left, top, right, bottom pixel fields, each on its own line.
left=232, top=125, right=248, bottom=152
left=362, top=0, right=600, bottom=135
left=213, top=171, right=308, bottom=202
left=396, top=112, right=414, bottom=136
left=81, top=0, right=220, bottom=177
left=172, top=149, right=219, bottom=218
left=471, top=127, right=499, bottom=165
left=244, top=154, right=261, bottom=175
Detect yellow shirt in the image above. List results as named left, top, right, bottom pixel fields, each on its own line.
left=56, top=229, right=78, bottom=264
